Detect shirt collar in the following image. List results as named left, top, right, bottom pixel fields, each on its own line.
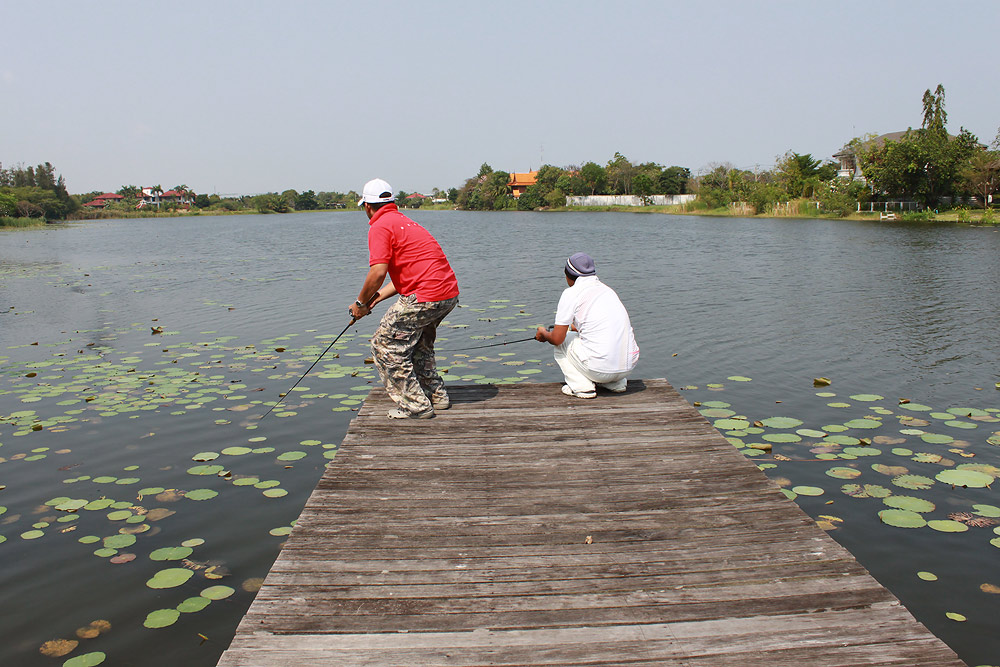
left=368, top=202, right=399, bottom=226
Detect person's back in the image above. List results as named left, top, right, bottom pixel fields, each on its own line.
left=556, top=275, right=638, bottom=375
left=536, top=252, right=639, bottom=398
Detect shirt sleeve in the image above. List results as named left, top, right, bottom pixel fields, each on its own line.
left=368, top=224, right=392, bottom=266
left=554, top=288, right=576, bottom=327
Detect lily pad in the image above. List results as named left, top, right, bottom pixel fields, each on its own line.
left=143, top=608, right=180, bottom=629
left=177, top=596, right=211, bottom=613
left=935, top=469, right=994, bottom=488
left=200, top=585, right=236, bottom=600
left=928, top=519, right=969, bottom=533
left=883, top=496, right=936, bottom=513
left=892, top=474, right=935, bottom=490
left=879, top=509, right=927, bottom=528
left=842, top=483, right=891, bottom=498
left=146, top=567, right=194, bottom=589
left=150, top=546, right=194, bottom=561
left=63, top=653, right=106, bottom=667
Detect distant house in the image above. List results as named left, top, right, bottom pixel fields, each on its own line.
left=83, top=192, right=125, bottom=208
left=137, top=187, right=193, bottom=208
left=508, top=171, right=538, bottom=199
left=405, top=193, right=427, bottom=200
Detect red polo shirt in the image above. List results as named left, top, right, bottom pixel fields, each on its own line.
left=368, top=204, right=459, bottom=302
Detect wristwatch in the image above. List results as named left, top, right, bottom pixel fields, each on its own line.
left=354, top=299, right=366, bottom=309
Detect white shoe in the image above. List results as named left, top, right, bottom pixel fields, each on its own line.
left=598, top=379, right=627, bottom=393
left=561, top=385, right=596, bottom=399
left=387, top=408, right=434, bottom=419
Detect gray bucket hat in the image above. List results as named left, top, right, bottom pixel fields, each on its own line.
left=565, top=252, right=596, bottom=277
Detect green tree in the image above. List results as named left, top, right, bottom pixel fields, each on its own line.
left=860, top=85, right=980, bottom=207
left=658, top=166, right=690, bottom=195
left=295, top=190, right=319, bottom=210
left=962, top=149, right=1000, bottom=209
left=633, top=172, right=654, bottom=198
left=194, top=193, right=211, bottom=208
left=606, top=152, right=635, bottom=194
left=579, top=162, right=607, bottom=194
left=0, top=192, right=16, bottom=216
left=118, top=185, right=141, bottom=198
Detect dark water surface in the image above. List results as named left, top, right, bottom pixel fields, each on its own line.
left=1, top=211, right=999, bottom=666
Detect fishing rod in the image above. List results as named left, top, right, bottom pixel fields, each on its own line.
left=260, top=294, right=379, bottom=420
left=440, top=326, right=551, bottom=352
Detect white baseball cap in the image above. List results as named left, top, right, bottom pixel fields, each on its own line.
left=358, top=178, right=395, bottom=206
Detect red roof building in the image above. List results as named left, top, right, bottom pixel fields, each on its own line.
left=508, top=171, right=538, bottom=198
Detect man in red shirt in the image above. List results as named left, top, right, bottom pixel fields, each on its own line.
left=349, top=178, right=460, bottom=419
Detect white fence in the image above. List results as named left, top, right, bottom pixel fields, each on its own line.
left=566, top=194, right=697, bottom=207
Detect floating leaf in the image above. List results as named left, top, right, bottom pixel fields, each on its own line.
left=39, top=639, right=78, bottom=657
left=103, top=534, right=136, bottom=549
left=150, top=546, right=193, bottom=561
left=883, top=496, right=936, bottom=513
left=184, top=489, right=218, bottom=501
left=791, top=486, right=824, bottom=497
left=879, top=509, right=927, bottom=528
left=713, top=418, right=750, bottom=431
left=844, top=418, right=881, bottom=429
left=917, top=571, right=938, bottom=581
left=276, top=451, right=306, bottom=462
left=177, top=596, right=211, bottom=613
left=242, top=577, right=264, bottom=592
left=842, top=483, right=891, bottom=498
left=892, top=474, right=935, bottom=490
left=143, top=608, right=180, bottom=629
left=200, top=585, right=235, bottom=600
left=945, top=612, right=967, bottom=622
left=63, top=652, right=106, bottom=667
left=825, top=467, right=861, bottom=479
left=187, top=464, right=225, bottom=476
left=843, top=446, right=881, bottom=457
left=850, top=394, right=884, bottom=402
left=973, top=504, right=1000, bottom=518
left=935, top=469, right=994, bottom=488
left=146, top=567, right=194, bottom=589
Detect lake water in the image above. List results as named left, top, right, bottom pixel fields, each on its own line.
left=1, top=211, right=999, bottom=666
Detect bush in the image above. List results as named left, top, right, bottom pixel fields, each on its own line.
left=0, top=216, right=45, bottom=227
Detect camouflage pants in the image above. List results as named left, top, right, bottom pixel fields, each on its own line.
left=372, top=295, right=458, bottom=415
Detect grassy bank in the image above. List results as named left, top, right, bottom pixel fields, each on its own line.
left=0, top=216, right=47, bottom=228
left=557, top=200, right=999, bottom=224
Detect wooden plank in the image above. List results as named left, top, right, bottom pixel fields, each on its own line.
left=217, top=379, right=964, bottom=666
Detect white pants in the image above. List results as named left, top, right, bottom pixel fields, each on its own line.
left=553, top=332, right=631, bottom=393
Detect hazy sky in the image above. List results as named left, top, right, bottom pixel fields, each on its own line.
left=4, top=1, right=998, bottom=196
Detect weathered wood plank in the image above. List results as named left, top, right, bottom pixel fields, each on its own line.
left=217, top=379, right=964, bottom=667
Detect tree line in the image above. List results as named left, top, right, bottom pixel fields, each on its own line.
left=0, top=162, right=78, bottom=220
left=451, top=85, right=998, bottom=217
left=5, top=85, right=996, bottom=223
left=455, top=156, right=691, bottom=211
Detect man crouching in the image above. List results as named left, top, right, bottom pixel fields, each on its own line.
left=535, top=252, right=639, bottom=398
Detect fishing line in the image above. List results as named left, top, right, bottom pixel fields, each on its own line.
left=439, top=326, right=551, bottom=352
left=259, top=317, right=360, bottom=420
left=260, top=293, right=381, bottom=420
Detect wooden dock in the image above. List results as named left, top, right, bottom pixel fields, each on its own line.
left=217, top=379, right=964, bottom=666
